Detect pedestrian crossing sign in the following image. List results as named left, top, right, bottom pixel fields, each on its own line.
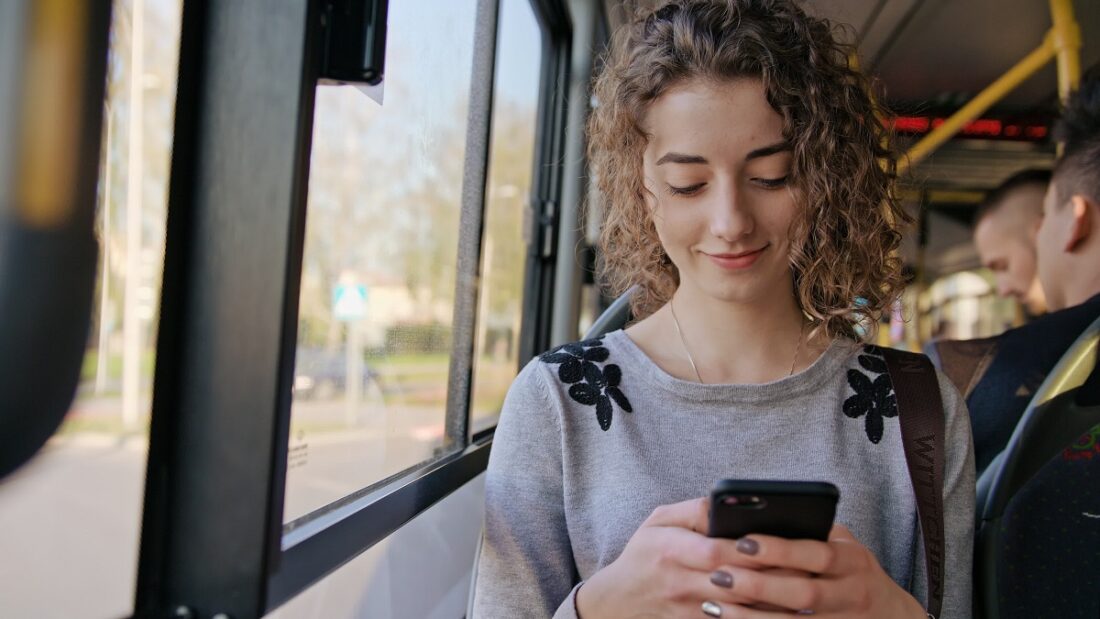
left=333, top=284, right=368, bottom=321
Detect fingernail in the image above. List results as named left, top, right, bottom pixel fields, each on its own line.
left=736, top=538, right=759, bottom=555
left=710, top=570, right=733, bottom=588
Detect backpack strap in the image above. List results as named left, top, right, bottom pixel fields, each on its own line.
left=880, top=347, right=946, bottom=619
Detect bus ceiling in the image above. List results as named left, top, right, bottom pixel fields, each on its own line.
left=604, top=0, right=1097, bottom=174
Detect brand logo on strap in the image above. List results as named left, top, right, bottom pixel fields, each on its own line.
left=897, top=355, right=926, bottom=375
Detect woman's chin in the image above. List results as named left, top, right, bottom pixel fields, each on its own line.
left=684, top=269, right=791, bottom=306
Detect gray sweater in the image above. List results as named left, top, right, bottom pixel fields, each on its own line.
left=471, top=330, right=975, bottom=618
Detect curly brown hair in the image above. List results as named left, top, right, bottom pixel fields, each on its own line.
left=588, top=0, right=911, bottom=341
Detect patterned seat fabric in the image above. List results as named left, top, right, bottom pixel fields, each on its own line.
left=995, top=422, right=1100, bottom=619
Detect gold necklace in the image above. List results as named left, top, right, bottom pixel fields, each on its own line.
left=669, top=298, right=805, bottom=383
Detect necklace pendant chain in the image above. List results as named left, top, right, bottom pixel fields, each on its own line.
left=669, top=298, right=804, bottom=384
left=789, top=321, right=805, bottom=376
left=670, top=299, right=704, bottom=383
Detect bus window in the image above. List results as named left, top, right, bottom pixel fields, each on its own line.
left=0, top=0, right=182, bottom=616
left=283, top=0, right=479, bottom=524
left=468, top=0, right=543, bottom=438
left=921, top=270, right=1020, bottom=341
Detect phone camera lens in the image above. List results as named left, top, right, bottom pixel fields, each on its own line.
left=721, top=495, right=767, bottom=509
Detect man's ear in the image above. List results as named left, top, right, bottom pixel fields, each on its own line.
left=1065, top=194, right=1095, bottom=252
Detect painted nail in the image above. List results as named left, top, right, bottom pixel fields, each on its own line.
left=701, top=600, right=722, bottom=617
left=736, top=538, right=759, bottom=555
left=710, top=570, right=733, bottom=588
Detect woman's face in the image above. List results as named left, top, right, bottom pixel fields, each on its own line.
left=641, top=78, right=798, bottom=306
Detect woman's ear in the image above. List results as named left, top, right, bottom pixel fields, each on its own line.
left=1065, top=194, right=1095, bottom=252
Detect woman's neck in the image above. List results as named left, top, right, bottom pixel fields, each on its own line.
left=628, top=284, right=828, bottom=385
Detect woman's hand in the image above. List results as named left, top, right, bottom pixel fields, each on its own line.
left=575, top=498, right=798, bottom=618
left=702, top=524, right=927, bottom=618
left=576, top=503, right=926, bottom=619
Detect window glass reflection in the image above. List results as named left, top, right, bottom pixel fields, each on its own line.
left=284, top=0, right=479, bottom=524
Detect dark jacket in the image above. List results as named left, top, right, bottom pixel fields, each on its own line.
left=928, top=293, right=1100, bottom=473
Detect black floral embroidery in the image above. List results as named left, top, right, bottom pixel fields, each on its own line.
left=843, top=345, right=898, bottom=444
left=540, top=337, right=632, bottom=431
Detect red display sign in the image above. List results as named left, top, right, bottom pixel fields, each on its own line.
left=888, top=115, right=1049, bottom=141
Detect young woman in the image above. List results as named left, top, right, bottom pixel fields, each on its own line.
left=471, top=1, right=975, bottom=617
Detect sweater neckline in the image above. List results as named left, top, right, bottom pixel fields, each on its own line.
left=606, top=329, right=857, bottom=403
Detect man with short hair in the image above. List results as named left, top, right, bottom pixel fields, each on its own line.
left=932, top=74, right=1100, bottom=474
left=1035, top=100, right=1100, bottom=313
left=973, top=169, right=1050, bottom=316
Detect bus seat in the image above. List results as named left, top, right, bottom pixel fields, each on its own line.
left=974, top=314, right=1100, bottom=518
left=974, top=450, right=1004, bottom=527
left=582, top=285, right=636, bottom=340
left=974, top=316, right=1100, bottom=619
left=974, top=400, right=1100, bottom=619
left=925, top=335, right=999, bottom=403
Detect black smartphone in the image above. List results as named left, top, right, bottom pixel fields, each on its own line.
left=708, top=480, right=839, bottom=541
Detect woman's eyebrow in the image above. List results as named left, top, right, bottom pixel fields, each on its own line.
left=655, top=152, right=708, bottom=166
left=745, top=141, right=791, bottom=161
left=655, top=141, right=790, bottom=166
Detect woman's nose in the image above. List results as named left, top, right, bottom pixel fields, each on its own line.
left=708, top=186, right=754, bottom=241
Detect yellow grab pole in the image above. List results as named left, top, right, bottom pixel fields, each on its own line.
left=1049, top=0, right=1081, bottom=103
left=900, top=35, right=1057, bottom=173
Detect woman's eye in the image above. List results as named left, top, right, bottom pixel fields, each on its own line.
left=666, top=183, right=705, bottom=196
left=753, top=175, right=789, bottom=189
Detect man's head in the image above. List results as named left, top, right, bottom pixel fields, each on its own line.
left=973, top=169, right=1050, bottom=313
left=1036, top=73, right=1100, bottom=311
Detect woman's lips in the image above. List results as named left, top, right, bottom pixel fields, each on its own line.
left=705, top=245, right=768, bottom=270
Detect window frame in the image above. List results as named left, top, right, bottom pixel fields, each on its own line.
left=134, top=0, right=571, bottom=616
left=469, top=0, right=570, bottom=440
left=518, top=0, right=572, bottom=366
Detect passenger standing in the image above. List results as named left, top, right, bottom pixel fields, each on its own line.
left=471, top=1, right=974, bottom=617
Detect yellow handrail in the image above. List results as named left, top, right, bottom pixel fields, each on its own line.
left=899, top=0, right=1082, bottom=173
left=1050, top=0, right=1082, bottom=102
left=899, top=36, right=1056, bottom=172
